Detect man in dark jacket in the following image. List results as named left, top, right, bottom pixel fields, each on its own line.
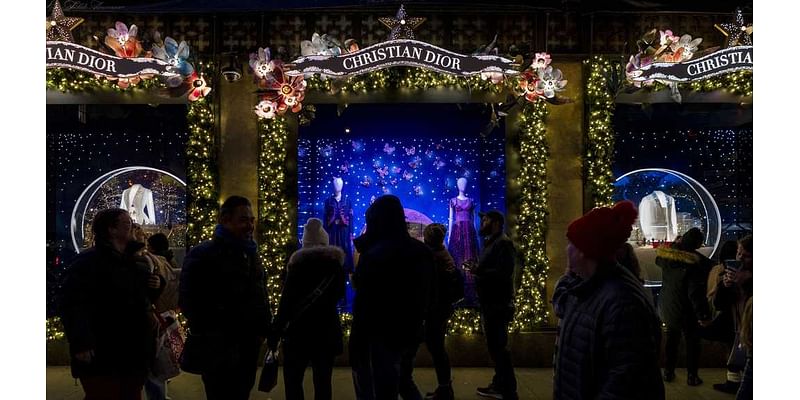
left=350, top=195, right=435, bottom=400
left=179, top=196, right=271, bottom=400
left=270, top=217, right=346, bottom=400
left=59, top=208, right=165, bottom=399
left=470, top=210, right=518, bottom=400
left=552, top=201, right=664, bottom=400
left=655, top=227, right=714, bottom=385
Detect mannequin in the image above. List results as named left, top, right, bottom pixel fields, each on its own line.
left=323, top=177, right=355, bottom=272
left=638, top=190, right=678, bottom=242
left=447, top=177, right=479, bottom=306
left=120, top=183, right=156, bottom=225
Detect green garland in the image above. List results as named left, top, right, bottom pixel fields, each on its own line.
left=186, top=98, right=219, bottom=245
left=305, top=67, right=504, bottom=94
left=257, top=117, right=294, bottom=313
left=46, top=68, right=166, bottom=92
left=584, top=56, right=617, bottom=208
left=511, top=100, right=551, bottom=330
left=641, top=70, right=753, bottom=97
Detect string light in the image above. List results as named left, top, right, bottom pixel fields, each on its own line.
left=258, top=117, right=294, bottom=313
left=584, top=56, right=617, bottom=208
left=46, top=68, right=166, bottom=93
left=186, top=95, right=219, bottom=246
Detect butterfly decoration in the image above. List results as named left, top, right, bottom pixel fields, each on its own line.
left=321, top=144, right=334, bottom=157
left=340, top=164, right=349, bottom=174
left=376, top=166, right=389, bottom=178
left=384, top=143, right=396, bottom=155
left=360, top=176, right=372, bottom=187
left=382, top=186, right=391, bottom=194
left=434, top=158, right=446, bottom=169
left=408, top=156, right=421, bottom=169
left=404, top=146, right=416, bottom=155
left=390, top=178, right=398, bottom=186
left=424, top=149, right=434, bottom=158
left=351, top=140, right=364, bottom=151
left=402, top=170, right=414, bottom=181
left=412, top=185, right=423, bottom=196
left=435, top=144, right=444, bottom=150
left=391, top=166, right=403, bottom=174
left=454, top=156, right=464, bottom=167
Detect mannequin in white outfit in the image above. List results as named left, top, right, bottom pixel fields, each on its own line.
left=120, top=183, right=157, bottom=225
left=638, top=190, right=678, bottom=241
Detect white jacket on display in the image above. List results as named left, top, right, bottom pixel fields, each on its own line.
left=120, top=184, right=157, bottom=225
left=638, top=190, right=678, bottom=241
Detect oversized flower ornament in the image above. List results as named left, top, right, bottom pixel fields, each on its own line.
left=105, top=22, right=143, bottom=58
left=254, top=100, right=279, bottom=119
left=531, top=52, right=552, bottom=70
left=659, top=30, right=679, bottom=48
left=480, top=70, right=504, bottom=84
left=152, top=37, right=194, bottom=87
left=668, top=34, right=703, bottom=61
left=300, top=33, right=343, bottom=56
left=187, top=72, right=211, bottom=102
left=536, top=66, right=567, bottom=98
left=268, top=69, right=307, bottom=113
left=517, top=70, right=544, bottom=102
left=249, top=47, right=278, bottom=81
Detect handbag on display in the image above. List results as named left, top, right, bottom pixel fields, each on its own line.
left=258, top=349, right=280, bottom=392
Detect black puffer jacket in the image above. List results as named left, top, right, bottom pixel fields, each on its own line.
left=351, top=235, right=434, bottom=349
left=179, top=234, right=271, bottom=371
left=59, top=242, right=163, bottom=378
left=473, top=232, right=516, bottom=307
left=552, top=264, right=664, bottom=400
left=655, top=246, right=713, bottom=326
left=272, top=245, right=346, bottom=355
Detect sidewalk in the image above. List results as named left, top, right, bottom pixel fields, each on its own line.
left=47, top=367, right=735, bottom=399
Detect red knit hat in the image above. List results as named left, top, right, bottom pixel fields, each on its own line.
left=567, top=200, right=638, bottom=261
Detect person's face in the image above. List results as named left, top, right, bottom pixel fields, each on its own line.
left=479, top=216, right=494, bottom=236
left=566, top=241, right=591, bottom=278
left=457, top=178, right=467, bottom=192
left=222, top=205, right=255, bottom=241
left=737, top=244, right=753, bottom=271
left=110, top=212, right=133, bottom=243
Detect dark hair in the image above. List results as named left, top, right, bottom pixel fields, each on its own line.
left=717, top=240, right=739, bottom=262
left=220, top=195, right=251, bottom=218
left=739, top=234, right=753, bottom=254
left=365, top=195, right=408, bottom=239
left=424, top=223, right=446, bottom=246
left=680, top=228, right=704, bottom=251
left=147, top=233, right=171, bottom=254
left=92, top=208, right=128, bottom=244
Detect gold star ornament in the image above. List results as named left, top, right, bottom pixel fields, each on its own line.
left=46, top=0, right=84, bottom=42
left=379, top=5, right=425, bottom=40
left=715, top=7, right=753, bottom=47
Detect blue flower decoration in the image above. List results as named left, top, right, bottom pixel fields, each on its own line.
left=152, top=37, right=194, bottom=87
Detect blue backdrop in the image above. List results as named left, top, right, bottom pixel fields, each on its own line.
left=297, top=103, right=506, bottom=243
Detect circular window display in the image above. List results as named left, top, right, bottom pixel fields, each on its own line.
left=613, top=168, right=721, bottom=287
left=70, top=167, right=187, bottom=253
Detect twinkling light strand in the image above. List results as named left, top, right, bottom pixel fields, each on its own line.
left=258, top=117, right=294, bottom=313
left=584, top=56, right=617, bottom=208
left=510, top=100, right=550, bottom=331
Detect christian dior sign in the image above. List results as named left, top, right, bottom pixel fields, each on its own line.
left=46, top=41, right=179, bottom=79
left=287, top=39, right=517, bottom=78
left=629, top=46, right=753, bottom=83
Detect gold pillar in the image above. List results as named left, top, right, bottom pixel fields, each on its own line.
left=544, top=60, right=585, bottom=326
left=218, top=78, right=259, bottom=206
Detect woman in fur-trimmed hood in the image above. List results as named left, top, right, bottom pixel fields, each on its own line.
left=655, top=227, right=714, bottom=385
left=270, top=217, right=346, bottom=400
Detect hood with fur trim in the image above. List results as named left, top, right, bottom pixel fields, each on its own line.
left=655, top=246, right=701, bottom=265
left=288, top=245, right=345, bottom=269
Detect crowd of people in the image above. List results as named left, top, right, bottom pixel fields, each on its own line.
left=58, top=195, right=754, bottom=400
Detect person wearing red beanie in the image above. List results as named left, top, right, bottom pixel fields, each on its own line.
left=552, top=201, right=665, bottom=400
